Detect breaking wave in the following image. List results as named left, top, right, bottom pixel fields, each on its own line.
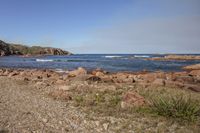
left=104, top=56, right=122, bottom=58
left=134, top=55, right=150, bottom=58
left=36, top=59, right=54, bottom=62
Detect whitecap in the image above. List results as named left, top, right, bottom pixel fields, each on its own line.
left=36, top=59, right=54, bottom=62
left=104, top=56, right=122, bottom=58
left=134, top=55, right=150, bottom=58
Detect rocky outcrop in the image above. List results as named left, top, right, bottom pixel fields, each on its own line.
left=182, top=64, right=200, bottom=70
left=0, top=40, right=72, bottom=56
left=148, top=55, right=200, bottom=61
left=1, top=63, right=200, bottom=92
left=0, top=40, right=13, bottom=56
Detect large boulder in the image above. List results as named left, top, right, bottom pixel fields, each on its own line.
left=152, top=78, right=165, bottom=86
left=141, top=72, right=166, bottom=82
left=165, top=80, right=184, bottom=88
left=8, top=70, right=20, bottom=77
left=121, top=92, right=145, bottom=109
left=184, top=84, right=200, bottom=92
left=189, top=70, right=200, bottom=76
left=91, top=68, right=107, bottom=76
left=68, top=67, right=87, bottom=77
left=183, top=64, right=200, bottom=70
left=175, top=76, right=194, bottom=84
left=113, top=73, right=135, bottom=83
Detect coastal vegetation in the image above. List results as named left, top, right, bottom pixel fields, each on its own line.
left=0, top=40, right=71, bottom=56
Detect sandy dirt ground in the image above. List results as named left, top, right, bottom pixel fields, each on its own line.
left=0, top=77, right=100, bottom=133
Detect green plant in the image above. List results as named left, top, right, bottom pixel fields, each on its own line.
left=94, top=93, right=105, bottom=104
left=74, top=95, right=84, bottom=105
left=108, top=95, right=121, bottom=107
left=151, top=95, right=200, bottom=122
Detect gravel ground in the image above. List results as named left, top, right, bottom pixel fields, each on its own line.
left=0, top=77, right=101, bottom=133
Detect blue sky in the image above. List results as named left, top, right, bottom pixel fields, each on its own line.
left=0, top=0, right=200, bottom=53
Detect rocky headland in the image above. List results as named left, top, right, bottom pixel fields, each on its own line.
left=0, top=40, right=72, bottom=56
left=0, top=64, right=200, bottom=132
left=147, top=54, right=200, bottom=61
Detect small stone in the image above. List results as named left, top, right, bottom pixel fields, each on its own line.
left=103, top=123, right=109, bottom=130
left=42, top=118, right=48, bottom=123
left=84, top=120, right=87, bottom=124
left=59, top=85, right=70, bottom=91
left=95, top=121, right=100, bottom=126
left=59, top=121, right=63, bottom=125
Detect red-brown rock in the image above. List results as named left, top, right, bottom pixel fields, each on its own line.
left=68, top=67, right=87, bottom=77
left=121, top=92, right=145, bottom=108
left=152, top=79, right=165, bottom=86
left=183, top=64, right=200, bottom=70
left=184, top=84, right=200, bottom=92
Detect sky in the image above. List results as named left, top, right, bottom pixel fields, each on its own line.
left=0, top=0, right=200, bottom=54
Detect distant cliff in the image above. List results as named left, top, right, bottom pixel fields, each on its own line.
left=0, top=40, right=72, bottom=56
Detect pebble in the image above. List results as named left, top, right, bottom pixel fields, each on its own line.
left=103, top=123, right=109, bottom=130
left=95, top=121, right=100, bottom=126
left=42, top=118, right=48, bottom=123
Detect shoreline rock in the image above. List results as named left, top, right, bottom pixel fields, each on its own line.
left=182, top=64, right=200, bottom=70
left=0, top=63, right=200, bottom=92
left=147, top=55, right=200, bottom=61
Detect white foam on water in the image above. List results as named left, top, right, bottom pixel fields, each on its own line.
left=134, top=55, right=150, bottom=58
left=36, top=59, right=54, bottom=62
left=104, top=56, right=122, bottom=58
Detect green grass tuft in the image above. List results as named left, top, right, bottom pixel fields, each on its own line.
left=151, top=95, right=200, bottom=122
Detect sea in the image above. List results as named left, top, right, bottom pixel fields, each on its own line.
left=0, top=54, right=200, bottom=72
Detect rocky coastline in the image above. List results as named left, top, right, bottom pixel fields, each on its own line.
left=1, top=64, right=200, bottom=132
left=1, top=64, right=200, bottom=92
left=147, top=54, right=200, bottom=61
left=0, top=40, right=72, bottom=56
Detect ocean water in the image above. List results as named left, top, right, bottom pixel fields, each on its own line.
left=0, top=54, right=200, bottom=72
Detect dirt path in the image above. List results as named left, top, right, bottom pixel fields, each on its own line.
left=0, top=77, right=99, bottom=133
